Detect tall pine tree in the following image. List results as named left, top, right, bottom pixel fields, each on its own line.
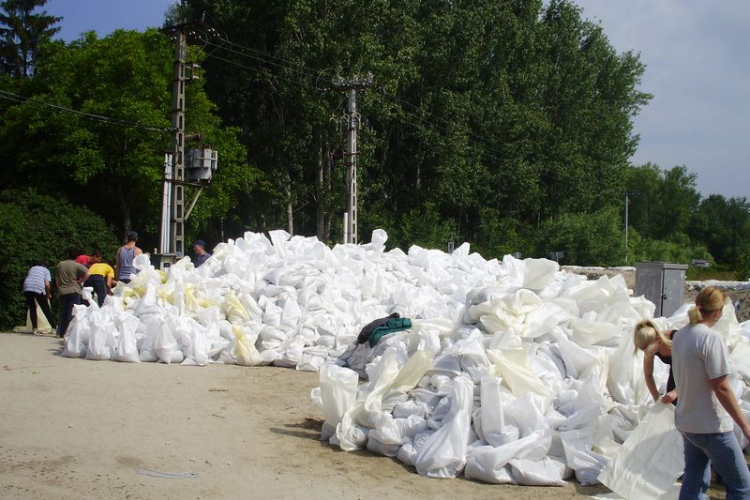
left=0, top=0, right=61, bottom=77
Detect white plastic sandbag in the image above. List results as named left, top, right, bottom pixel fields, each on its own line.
left=86, top=314, right=116, bottom=361
left=509, top=457, right=565, bottom=486
left=464, top=429, right=551, bottom=484
left=414, top=375, right=473, bottom=478
left=314, top=364, right=359, bottom=440
left=114, top=313, right=140, bottom=363
left=61, top=305, right=91, bottom=358
left=230, top=325, right=263, bottom=366
left=154, top=321, right=183, bottom=364
left=479, top=376, right=519, bottom=446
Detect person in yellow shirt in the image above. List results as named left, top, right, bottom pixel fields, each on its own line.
left=85, top=250, right=115, bottom=307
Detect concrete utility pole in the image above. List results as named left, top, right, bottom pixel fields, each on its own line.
left=169, top=27, right=188, bottom=258
left=329, top=74, right=373, bottom=244
left=158, top=19, right=217, bottom=269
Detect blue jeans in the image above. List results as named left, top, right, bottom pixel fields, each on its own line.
left=680, top=430, right=750, bottom=500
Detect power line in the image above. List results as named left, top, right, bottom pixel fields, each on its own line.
left=0, top=89, right=173, bottom=133
left=194, top=28, right=339, bottom=87
left=191, top=32, right=540, bottom=170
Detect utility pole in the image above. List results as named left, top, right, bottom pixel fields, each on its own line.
left=168, top=26, right=187, bottom=258
left=157, top=19, right=218, bottom=269
left=328, top=74, right=373, bottom=244
left=625, top=191, right=630, bottom=251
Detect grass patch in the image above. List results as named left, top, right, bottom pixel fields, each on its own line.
left=686, top=267, right=738, bottom=281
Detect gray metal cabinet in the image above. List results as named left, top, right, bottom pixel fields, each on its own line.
left=635, top=262, right=688, bottom=318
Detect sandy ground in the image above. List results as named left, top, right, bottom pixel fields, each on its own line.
left=0, top=332, right=620, bottom=500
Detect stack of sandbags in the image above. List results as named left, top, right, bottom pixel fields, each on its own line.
left=311, top=251, right=750, bottom=487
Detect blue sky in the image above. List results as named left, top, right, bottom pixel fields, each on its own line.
left=44, top=0, right=749, bottom=200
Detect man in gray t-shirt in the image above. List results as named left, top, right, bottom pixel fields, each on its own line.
left=55, top=248, right=89, bottom=338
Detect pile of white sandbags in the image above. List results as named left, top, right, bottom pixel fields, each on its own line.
left=307, top=232, right=750, bottom=487
left=62, top=229, right=519, bottom=369
left=62, top=228, right=750, bottom=489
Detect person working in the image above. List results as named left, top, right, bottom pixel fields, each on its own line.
left=56, top=248, right=90, bottom=337
left=633, top=319, right=678, bottom=404
left=22, top=262, right=56, bottom=334
left=672, top=286, right=750, bottom=499
left=192, top=239, right=211, bottom=268
left=85, top=250, right=114, bottom=307
left=115, top=231, right=142, bottom=284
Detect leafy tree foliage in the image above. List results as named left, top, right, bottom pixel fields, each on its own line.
left=0, top=29, right=257, bottom=248
left=738, top=252, right=750, bottom=282
left=625, top=163, right=749, bottom=269
left=690, top=195, right=750, bottom=267
left=626, top=163, right=701, bottom=242
left=0, top=0, right=60, bottom=77
left=0, top=189, right=118, bottom=329
left=4, top=0, right=747, bottom=276
left=179, top=0, right=650, bottom=256
left=628, top=229, right=712, bottom=267
left=534, top=206, right=624, bottom=266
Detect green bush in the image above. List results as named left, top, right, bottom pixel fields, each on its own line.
left=0, top=189, right=118, bottom=330
left=738, top=252, right=750, bottom=282
left=398, top=202, right=457, bottom=252
left=628, top=229, right=712, bottom=267
left=534, top=206, right=625, bottom=266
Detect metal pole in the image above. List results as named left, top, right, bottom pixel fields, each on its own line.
left=345, top=89, right=358, bottom=244
left=625, top=192, right=629, bottom=252
left=159, top=153, right=173, bottom=253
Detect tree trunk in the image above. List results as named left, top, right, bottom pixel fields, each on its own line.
left=324, top=147, right=332, bottom=243
left=315, top=131, right=327, bottom=243
left=286, top=175, right=294, bottom=236
left=113, top=178, right=132, bottom=242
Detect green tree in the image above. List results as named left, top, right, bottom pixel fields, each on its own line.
left=179, top=0, right=649, bottom=253
left=0, top=29, right=257, bottom=247
left=534, top=206, right=625, bottom=266
left=626, top=163, right=701, bottom=241
left=691, top=195, right=750, bottom=267
left=0, top=189, right=118, bottom=330
left=0, top=0, right=61, bottom=77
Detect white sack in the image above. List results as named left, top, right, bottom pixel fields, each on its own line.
left=114, top=314, right=140, bottom=363
left=315, top=364, right=359, bottom=440
left=414, top=375, right=473, bottom=478
left=597, top=403, right=684, bottom=500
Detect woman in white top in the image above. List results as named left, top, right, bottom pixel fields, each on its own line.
left=671, top=286, right=750, bottom=500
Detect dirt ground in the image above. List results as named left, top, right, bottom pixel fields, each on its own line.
left=0, top=332, right=617, bottom=500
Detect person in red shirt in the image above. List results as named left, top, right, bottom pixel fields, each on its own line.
left=75, top=251, right=91, bottom=267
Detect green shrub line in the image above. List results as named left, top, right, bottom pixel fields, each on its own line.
left=0, top=189, right=119, bottom=330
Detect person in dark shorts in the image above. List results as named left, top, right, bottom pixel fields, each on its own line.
left=55, top=248, right=90, bottom=337
left=22, top=262, right=56, bottom=333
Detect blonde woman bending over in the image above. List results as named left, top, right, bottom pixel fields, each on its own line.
left=634, top=319, right=678, bottom=404
left=672, top=286, right=750, bottom=500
